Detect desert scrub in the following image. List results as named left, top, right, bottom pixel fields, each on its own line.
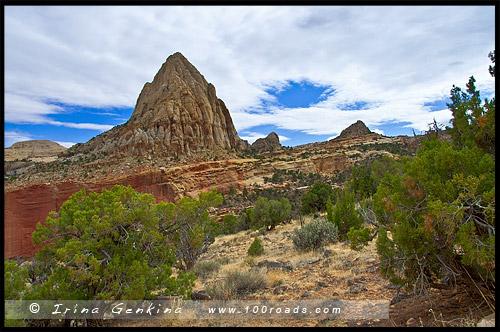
left=192, top=257, right=231, bottom=279
left=292, top=218, right=339, bottom=251
left=205, top=270, right=269, bottom=300
left=247, top=237, right=264, bottom=257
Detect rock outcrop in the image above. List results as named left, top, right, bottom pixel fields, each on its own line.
left=4, top=51, right=423, bottom=260
left=251, top=132, right=282, bottom=153
left=65, top=52, right=249, bottom=159
left=4, top=131, right=420, bottom=259
left=4, top=140, right=66, bottom=162
left=334, top=120, right=372, bottom=140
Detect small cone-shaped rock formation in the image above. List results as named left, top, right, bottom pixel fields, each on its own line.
left=335, top=120, right=372, bottom=140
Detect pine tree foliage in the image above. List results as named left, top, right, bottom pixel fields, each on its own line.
left=247, top=237, right=264, bottom=256
left=328, top=189, right=363, bottom=239
left=446, top=52, right=495, bottom=156
left=168, top=189, right=223, bottom=271
left=23, top=185, right=229, bottom=303
left=301, top=182, right=335, bottom=214
left=372, top=54, right=495, bottom=294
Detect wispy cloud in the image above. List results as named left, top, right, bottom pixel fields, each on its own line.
left=5, top=92, right=116, bottom=132
left=4, top=93, right=64, bottom=124
left=4, top=131, right=34, bottom=148
left=47, top=121, right=114, bottom=131
left=4, top=6, right=495, bottom=145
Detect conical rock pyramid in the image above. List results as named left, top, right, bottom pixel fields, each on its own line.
left=67, top=52, right=249, bottom=159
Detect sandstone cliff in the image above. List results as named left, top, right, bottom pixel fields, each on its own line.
left=251, top=132, right=282, bottom=153
left=5, top=130, right=421, bottom=258
left=334, top=120, right=373, bottom=140
left=64, top=52, right=249, bottom=160
left=3, top=52, right=422, bottom=259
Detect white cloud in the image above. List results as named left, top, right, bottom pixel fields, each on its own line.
left=5, top=92, right=116, bottom=131
left=4, top=131, right=34, bottom=148
left=4, top=6, right=495, bottom=143
left=279, top=135, right=290, bottom=143
left=55, top=141, right=77, bottom=148
left=47, top=121, right=114, bottom=131
left=239, top=132, right=268, bottom=144
left=4, top=93, right=63, bottom=124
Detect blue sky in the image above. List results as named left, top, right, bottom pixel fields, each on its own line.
left=4, top=6, right=496, bottom=148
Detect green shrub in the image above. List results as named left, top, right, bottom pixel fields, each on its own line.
left=247, top=237, right=264, bottom=256
left=221, top=214, right=238, bottom=235
left=347, top=227, right=372, bottom=251
left=205, top=270, right=268, bottom=300
left=237, top=208, right=255, bottom=232
left=192, top=257, right=231, bottom=279
left=374, top=137, right=495, bottom=294
left=328, top=189, right=363, bottom=239
left=29, top=185, right=198, bottom=302
left=251, top=196, right=291, bottom=231
left=4, top=260, right=28, bottom=300
left=347, top=165, right=376, bottom=200
left=301, top=182, right=335, bottom=214
left=292, top=218, right=339, bottom=252
left=372, top=56, right=496, bottom=295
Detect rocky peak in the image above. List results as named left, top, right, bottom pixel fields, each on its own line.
left=251, top=132, right=282, bottom=153
left=4, top=140, right=66, bottom=162
left=67, top=52, right=249, bottom=159
left=335, top=120, right=372, bottom=140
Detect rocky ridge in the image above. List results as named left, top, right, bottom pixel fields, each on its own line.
left=251, top=132, right=282, bottom=153
left=4, top=140, right=66, bottom=162
left=4, top=52, right=423, bottom=259
left=334, top=120, right=372, bottom=140
left=4, top=130, right=420, bottom=258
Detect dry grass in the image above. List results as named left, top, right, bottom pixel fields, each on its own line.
left=205, top=269, right=269, bottom=300
left=266, top=269, right=290, bottom=287
left=123, top=212, right=486, bottom=327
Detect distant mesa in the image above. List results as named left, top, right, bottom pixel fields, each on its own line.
left=251, top=132, right=282, bottom=153
left=4, top=140, right=67, bottom=162
left=334, top=120, right=373, bottom=140
left=65, top=51, right=249, bottom=159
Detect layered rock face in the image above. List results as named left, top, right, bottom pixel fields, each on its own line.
left=67, top=52, right=249, bottom=158
left=5, top=52, right=252, bottom=258
left=335, top=120, right=373, bottom=140
left=251, top=132, right=282, bottom=153
left=4, top=131, right=419, bottom=259
left=4, top=52, right=420, bottom=259
left=4, top=140, right=66, bottom=162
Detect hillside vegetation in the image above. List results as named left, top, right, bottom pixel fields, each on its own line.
left=4, top=52, right=495, bottom=328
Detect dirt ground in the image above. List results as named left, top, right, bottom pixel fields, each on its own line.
left=106, top=218, right=494, bottom=328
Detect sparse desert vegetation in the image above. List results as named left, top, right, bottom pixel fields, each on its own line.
left=4, top=50, right=495, bottom=328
